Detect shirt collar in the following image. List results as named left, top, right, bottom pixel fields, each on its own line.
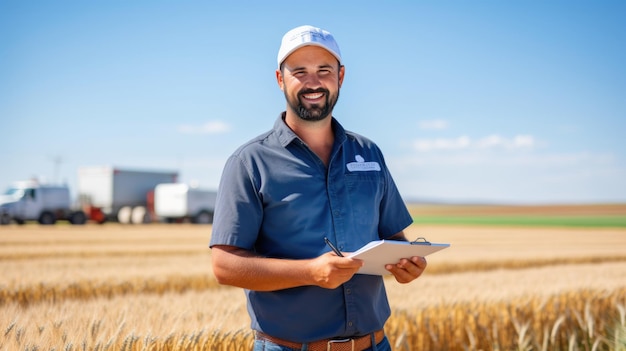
left=274, top=112, right=347, bottom=148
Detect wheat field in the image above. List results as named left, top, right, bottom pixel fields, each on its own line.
left=1, top=217, right=625, bottom=350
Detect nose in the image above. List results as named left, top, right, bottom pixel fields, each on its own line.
left=303, top=73, right=322, bottom=88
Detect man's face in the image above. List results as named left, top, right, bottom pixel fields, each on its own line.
left=277, top=46, right=344, bottom=122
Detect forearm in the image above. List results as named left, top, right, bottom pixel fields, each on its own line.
left=211, top=244, right=364, bottom=291
left=211, top=245, right=313, bottom=291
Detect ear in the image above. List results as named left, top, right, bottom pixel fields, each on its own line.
left=276, top=68, right=285, bottom=91
left=338, top=65, right=345, bottom=88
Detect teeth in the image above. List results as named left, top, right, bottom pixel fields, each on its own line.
left=303, top=93, right=323, bottom=99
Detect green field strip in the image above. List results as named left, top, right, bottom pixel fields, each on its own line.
left=411, top=215, right=626, bottom=228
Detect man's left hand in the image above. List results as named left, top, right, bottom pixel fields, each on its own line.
left=385, top=256, right=427, bottom=284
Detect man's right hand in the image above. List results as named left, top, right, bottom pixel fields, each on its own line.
left=306, top=252, right=363, bottom=289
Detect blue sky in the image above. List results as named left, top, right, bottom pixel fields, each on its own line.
left=1, top=0, right=625, bottom=204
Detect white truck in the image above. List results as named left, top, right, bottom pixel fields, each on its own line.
left=154, top=183, right=217, bottom=224
left=77, top=166, right=178, bottom=224
left=0, top=180, right=87, bottom=225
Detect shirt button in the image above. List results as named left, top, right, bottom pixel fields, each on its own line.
left=333, top=210, right=340, bottom=216
left=348, top=321, right=353, bottom=327
left=346, top=289, right=351, bottom=294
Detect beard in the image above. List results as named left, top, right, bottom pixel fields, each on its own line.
left=285, top=87, right=340, bottom=122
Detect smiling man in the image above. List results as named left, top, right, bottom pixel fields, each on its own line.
left=209, top=25, right=427, bottom=351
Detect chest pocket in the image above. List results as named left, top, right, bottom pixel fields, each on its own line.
left=346, top=172, right=383, bottom=190
left=345, top=171, right=385, bottom=229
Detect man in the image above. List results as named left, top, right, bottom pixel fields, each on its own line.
left=210, top=25, right=427, bottom=351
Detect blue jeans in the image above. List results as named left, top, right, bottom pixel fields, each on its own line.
left=253, top=335, right=391, bottom=351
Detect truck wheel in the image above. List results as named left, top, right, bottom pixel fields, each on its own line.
left=117, top=206, right=132, bottom=224
left=131, top=206, right=150, bottom=224
left=38, top=211, right=57, bottom=225
left=193, top=211, right=213, bottom=224
left=69, top=211, right=87, bottom=225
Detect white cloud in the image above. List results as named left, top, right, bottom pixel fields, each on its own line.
left=476, top=134, right=536, bottom=149
left=413, top=134, right=536, bottom=152
left=413, top=136, right=471, bottom=151
left=177, top=120, right=231, bottom=134
left=418, top=119, right=449, bottom=130
left=512, top=135, right=535, bottom=148
left=476, top=134, right=506, bottom=149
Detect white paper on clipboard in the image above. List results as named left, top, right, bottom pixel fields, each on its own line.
left=348, top=239, right=450, bottom=276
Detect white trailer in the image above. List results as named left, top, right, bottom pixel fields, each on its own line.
left=154, top=183, right=217, bottom=224
left=77, top=166, right=178, bottom=224
left=0, top=180, right=86, bottom=225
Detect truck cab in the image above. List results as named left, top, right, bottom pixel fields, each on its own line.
left=0, top=181, right=86, bottom=225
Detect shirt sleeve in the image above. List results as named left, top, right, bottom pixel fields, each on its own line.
left=209, top=153, right=263, bottom=249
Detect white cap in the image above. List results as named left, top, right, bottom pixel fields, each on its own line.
left=277, top=25, right=342, bottom=68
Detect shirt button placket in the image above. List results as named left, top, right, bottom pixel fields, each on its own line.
left=344, top=282, right=358, bottom=334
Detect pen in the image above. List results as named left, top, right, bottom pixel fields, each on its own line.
left=324, top=237, right=344, bottom=257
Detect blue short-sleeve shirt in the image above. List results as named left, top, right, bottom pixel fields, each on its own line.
left=210, top=114, right=413, bottom=343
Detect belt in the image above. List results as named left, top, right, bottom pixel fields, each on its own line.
left=255, top=329, right=384, bottom=351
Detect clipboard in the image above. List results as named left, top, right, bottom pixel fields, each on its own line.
left=348, top=237, right=450, bottom=276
